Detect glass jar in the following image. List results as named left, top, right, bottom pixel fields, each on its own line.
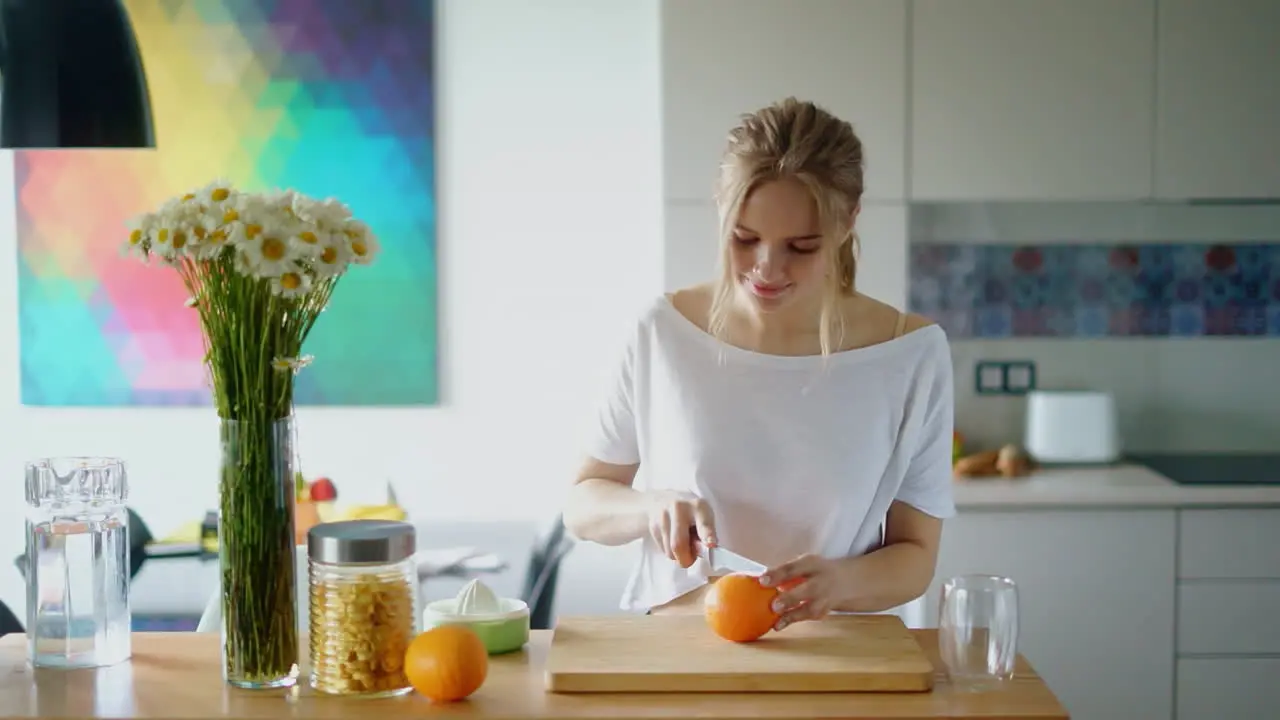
left=24, top=457, right=132, bottom=669
left=307, top=519, right=418, bottom=697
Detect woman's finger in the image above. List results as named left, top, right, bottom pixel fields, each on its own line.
left=655, top=514, right=673, bottom=560
left=771, top=578, right=817, bottom=612
left=670, top=503, right=695, bottom=568
left=760, top=553, right=823, bottom=588
left=776, top=600, right=829, bottom=631
left=692, top=499, right=717, bottom=548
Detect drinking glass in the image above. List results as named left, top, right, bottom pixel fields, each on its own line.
left=937, top=574, right=1019, bottom=691
left=24, top=457, right=132, bottom=668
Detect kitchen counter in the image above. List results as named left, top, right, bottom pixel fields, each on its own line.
left=953, top=462, right=1280, bottom=509
left=0, top=631, right=1069, bottom=719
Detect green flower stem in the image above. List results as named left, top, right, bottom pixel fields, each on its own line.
left=176, top=252, right=337, bottom=686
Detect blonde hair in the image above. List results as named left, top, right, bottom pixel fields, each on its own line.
left=707, top=97, right=865, bottom=356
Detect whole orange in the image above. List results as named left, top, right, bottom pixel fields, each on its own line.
left=404, top=625, right=489, bottom=702
left=703, top=573, right=801, bottom=643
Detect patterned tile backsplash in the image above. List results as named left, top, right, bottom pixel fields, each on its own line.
left=908, top=242, right=1280, bottom=338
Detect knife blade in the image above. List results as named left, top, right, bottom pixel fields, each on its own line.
left=702, top=545, right=768, bottom=576
left=689, top=528, right=767, bottom=576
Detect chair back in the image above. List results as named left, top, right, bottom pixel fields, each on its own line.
left=520, top=514, right=575, bottom=630
left=0, top=599, right=22, bottom=637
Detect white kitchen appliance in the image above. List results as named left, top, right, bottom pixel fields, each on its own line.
left=1023, top=389, right=1120, bottom=464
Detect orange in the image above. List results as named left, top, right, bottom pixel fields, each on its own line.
left=703, top=573, right=802, bottom=643
left=404, top=625, right=488, bottom=702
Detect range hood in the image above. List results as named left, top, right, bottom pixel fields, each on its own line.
left=0, top=0, right=154, bottom=149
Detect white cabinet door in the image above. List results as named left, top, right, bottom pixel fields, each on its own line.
left=662, top=0, right=908, bottom=203
left=910, top=0, right=1156, bottom=201
left=1154, top=0, right=1280, bottom=199
left=926, top=510, right=1177, bottom=720
left=1177, top=658, right=1280, bottom=720
left=1178, top=508, right=1280, bottom=579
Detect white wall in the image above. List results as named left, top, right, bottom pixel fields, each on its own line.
left=0, top=0, right=662, bottom=619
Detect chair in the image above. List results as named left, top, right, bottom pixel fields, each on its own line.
left=519, top=514, right=576, bottom=630
left=0, top=600, right=22, bottom=638
left=13, top=507, right=155, bottom=582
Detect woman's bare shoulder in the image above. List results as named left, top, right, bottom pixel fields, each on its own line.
left=843, top=294, right=938, bottom=345
left=901, top=311, right=937, bottom=334
left=665, top=283, right=716, bottom=331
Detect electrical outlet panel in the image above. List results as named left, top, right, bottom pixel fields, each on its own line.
left=1003, top=360, right=1037, bottom=394
left=974, top=360, right=1038, bottom=395
left=975, top=361, right=1006, bottom=394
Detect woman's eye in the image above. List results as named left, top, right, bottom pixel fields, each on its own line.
left=733, top=235, right=758, bottom=246
left=790, top=244, right=819, bottom=254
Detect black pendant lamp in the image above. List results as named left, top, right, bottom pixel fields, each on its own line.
left=0, top=0, right=155, bottom=148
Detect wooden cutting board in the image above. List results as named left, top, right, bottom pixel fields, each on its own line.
left=544, top=613, right=935, bottom=693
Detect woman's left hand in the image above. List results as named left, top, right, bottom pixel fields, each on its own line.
left=759, top=554, right=853, bottom=631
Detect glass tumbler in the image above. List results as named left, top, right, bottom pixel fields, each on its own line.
left=938, top=574, right=1019, bottom=691
left=24, top=457, right=132, bottom=668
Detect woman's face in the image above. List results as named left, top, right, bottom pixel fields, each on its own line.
left=729, top=178, right=828, bottom=314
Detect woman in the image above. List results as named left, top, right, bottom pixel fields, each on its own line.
left=563, top=98, right=955, bottom=632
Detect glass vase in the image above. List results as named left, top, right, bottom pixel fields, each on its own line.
left=218, top=415, right=300, bottom=689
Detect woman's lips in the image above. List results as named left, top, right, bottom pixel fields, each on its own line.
left=747, top=280, right=789, bottom=298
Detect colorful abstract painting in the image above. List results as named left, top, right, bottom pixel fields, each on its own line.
left=16, top=0, right=437, bottom=406
left=909, top=242, right=1280, bottom=338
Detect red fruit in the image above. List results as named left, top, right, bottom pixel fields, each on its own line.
left=309, top=477, right=337, bottom=502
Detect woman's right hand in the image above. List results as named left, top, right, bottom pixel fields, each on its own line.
left=645, top=490, right=717, bottom=569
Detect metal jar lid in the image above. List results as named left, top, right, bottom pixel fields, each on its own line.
left=308, top=519, right=416, bottom=565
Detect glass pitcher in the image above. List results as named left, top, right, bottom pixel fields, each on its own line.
left=24, top=457, right=132, bottom=668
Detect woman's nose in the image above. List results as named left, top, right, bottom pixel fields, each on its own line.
left=754, top=245, right=784, bottom=276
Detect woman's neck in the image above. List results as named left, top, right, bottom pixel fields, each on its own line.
left=727, top=294, right=827, bottom=355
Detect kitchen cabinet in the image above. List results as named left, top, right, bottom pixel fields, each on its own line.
left=909, top=0, right=1155, bottom=201
left=661, top=0, right=908, bottom=203
left=1174, top=508, right=1280, bottom=720
left=1177, top=658, right=1280, bottom=720
left=1154, top=0, right=1280, bottom=199
left=926, top=509, right=1176, bottom=720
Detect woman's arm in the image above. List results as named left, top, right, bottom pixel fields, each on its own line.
left=762, top=501, right=944, bottom=625
left=563, top=456, right=718, bottom=567
left=562, top=457, right=648, bottom=546
left=830, top=501, right=944, bottom=613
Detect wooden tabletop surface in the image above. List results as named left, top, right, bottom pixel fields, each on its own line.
left=0, top=630, right=1068, bottom=719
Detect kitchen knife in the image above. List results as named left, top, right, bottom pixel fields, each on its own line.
left=690, top=528, right=767, bottom=576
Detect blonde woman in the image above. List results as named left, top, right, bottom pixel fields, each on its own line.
left=563, top=98, right=955, bottom=631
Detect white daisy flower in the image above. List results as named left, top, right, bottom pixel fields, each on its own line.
left=269, top=266, right=312, bottom=298
left=311, top=238, right=352, bottom=279
left=123, top=212, right=156, bottom=258
left=288, top=226, right=328, bottom=262
left=294, top=195, right=352, bottom=227
left=342, top=219, right=380, bottom=265
left=239, top=221, right=296, bottom=278
left=271, top=355, right=314, bottom=374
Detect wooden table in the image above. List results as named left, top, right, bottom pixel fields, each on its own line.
left=0, top=631, right=1068, bottom=719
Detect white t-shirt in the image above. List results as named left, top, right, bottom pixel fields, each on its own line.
left=583, top=295, right=957, bottom=614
